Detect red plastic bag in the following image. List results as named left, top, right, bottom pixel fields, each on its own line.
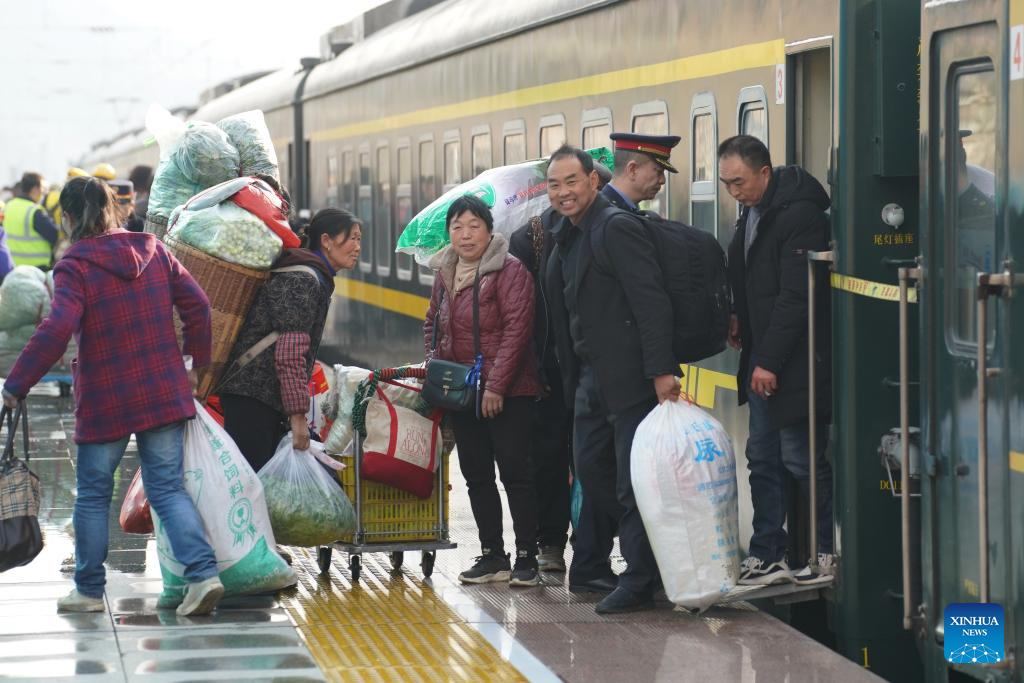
left=119, top=468, right=153, bottom=534
left=231, top=180, right=300, bottom=248
left=204, top=395, right=226, bottom=427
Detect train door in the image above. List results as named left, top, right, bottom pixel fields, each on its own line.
left=787, top=44, right=832, bottom=191
left=923, top=14, right=1010, bottom=650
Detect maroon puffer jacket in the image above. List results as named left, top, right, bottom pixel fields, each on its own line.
left=423, top=233, right=539, bottom=398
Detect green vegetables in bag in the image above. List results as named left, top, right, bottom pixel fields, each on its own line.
left=217, top=111, right=279, bottom=180
left=167, top=202, right=282, bottom=269
left=259, top=438, right=356, bottom=547
left=172, top=122, right=240, bottom=187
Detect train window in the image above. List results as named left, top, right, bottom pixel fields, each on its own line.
left=396, top=143, right=413, bottom=281
left=689, top=93, right=718, bottom=236
left=581, top=107, right=613, bottom=151
left=949, top=64, right=997, bottom=350
left=375, top=145, right=392, bottom=276
left=503, top=119, right=527, bottom=164
left=631, top=101, right=669, bottom=216
left=358, top=149, right=372, bottom=273
left=341, top=150, right=354, bottom=212
left=326, top=151, right=339, bottom=207
left=443, top=132, right=461, bottom=189
left=418, top=136, right=436, bottom=287
left=539, top=114, right=567, bottom=157
left=472, top=126, right=492, bottom=176
left=737, top=85, right=769, bottom=145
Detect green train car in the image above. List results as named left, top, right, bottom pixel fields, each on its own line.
left=82, top=1, right=1021, bottom=680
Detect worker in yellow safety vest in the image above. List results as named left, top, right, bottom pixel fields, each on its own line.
left=1, top=172, right=60, bottom=274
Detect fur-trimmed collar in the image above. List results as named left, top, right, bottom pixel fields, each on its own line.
left=428, top=232, right=510, bottom=292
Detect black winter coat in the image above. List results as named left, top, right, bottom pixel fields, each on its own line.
left=546, top=195, right=677, bottom=414
left=508, top=207, right=558, bottom=384
left=727, top=165, right=832, bottom=428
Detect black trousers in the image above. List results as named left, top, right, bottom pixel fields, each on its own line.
left=221, top=393, right=287, bottom=474
left=573, top=364, right=659, bottom=594
left=529, top=378, right=572, bottom=549
left=450, top=397, right=538, bottom=555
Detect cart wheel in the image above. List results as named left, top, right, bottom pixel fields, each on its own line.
left=390, top=551, right=404, bottom=572
left=58, top=382, right=71, bottom=398
left=317, top=546, right=332, bottom=574
left=421, top=551, right=436, bottom=577
left=350, top=554, right=361, bottom=581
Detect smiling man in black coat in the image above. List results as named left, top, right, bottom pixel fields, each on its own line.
left=544, top=144, right=680, bottom=614
left=718, top=135, right=834, bottom=588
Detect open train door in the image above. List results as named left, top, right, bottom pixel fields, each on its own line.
left=920, top=1, right=1016, bottom=679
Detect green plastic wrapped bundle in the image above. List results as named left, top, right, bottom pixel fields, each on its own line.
left=171, top=122, right=240, bottom=187
left=0, top=266, right=50, bottom=332
left=167, top=202, right=283, bottom=270
left=217, top=111, right=279, bottom=180
left=396, top=147, right=614, bottom=265
left=148, top=157, right=205, bottom=221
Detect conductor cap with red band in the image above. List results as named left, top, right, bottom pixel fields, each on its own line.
left=609, top=132, right=682, bottom=173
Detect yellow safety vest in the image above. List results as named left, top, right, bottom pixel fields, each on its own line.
left=2, top=197, right=52, bottom=267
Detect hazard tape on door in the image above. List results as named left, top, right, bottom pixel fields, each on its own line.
left=830, top=272, right=918, bottom=304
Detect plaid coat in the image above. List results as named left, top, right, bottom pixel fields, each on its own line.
left=4, top=230, right=211, bottom=444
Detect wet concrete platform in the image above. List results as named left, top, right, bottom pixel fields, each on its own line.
left=0, top=385, right=885, bottom=682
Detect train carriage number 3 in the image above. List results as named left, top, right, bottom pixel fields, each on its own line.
left=1012, top=25, right=1024, bottom=81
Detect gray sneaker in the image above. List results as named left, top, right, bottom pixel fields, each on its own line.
left=57, top=589, right=104, bottom=613
left=793, top=553, right=835, bottom=585
left=176, top=576, right=224, bottom=616
left=536, top=545, right=566, bottom=572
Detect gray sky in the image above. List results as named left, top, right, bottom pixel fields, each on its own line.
left=1, top=0, right=388, bottom=187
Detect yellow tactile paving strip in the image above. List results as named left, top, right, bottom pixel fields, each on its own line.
left=278, top=548, right=527, bottom=682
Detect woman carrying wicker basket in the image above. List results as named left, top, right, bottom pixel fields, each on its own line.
left=218, top=208, right=361, bottom=473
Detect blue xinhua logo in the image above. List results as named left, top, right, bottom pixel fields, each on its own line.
left=944, top=603, right=1004, bottom=664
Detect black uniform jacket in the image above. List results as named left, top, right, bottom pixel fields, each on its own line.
left=600, top=183, right=641, bottom=214
left=727, top=165, right=832, bottom=428
left=508, top=207, right=558, bottom=386
left=545, top=194, right=676, bottom=414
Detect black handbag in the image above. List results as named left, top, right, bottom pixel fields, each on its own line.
left=423, top=266, right=483, bottom=415
left=0, top=401, right=43, bottom=573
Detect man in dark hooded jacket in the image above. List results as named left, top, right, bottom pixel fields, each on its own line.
left=718, top=135, right=834, bottom=587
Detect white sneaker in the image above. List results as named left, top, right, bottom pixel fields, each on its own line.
left=57, top=589, right=104, bottom=613
left=176, top=576, right=224, bottom=616
left=793, top=553, right=835, bottom=585
left=738, top=556, right=794, bottom=586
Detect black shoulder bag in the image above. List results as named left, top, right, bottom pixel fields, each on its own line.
left=422, top=265, right=483, bottom=416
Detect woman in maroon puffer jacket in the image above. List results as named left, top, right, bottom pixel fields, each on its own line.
left=424, top=194, right=541, bottom=588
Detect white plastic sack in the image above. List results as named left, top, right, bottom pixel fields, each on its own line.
left=631, top=400, right=740, bottom=612
left=0, top=266, right=51, bottom=332
left=259, top=436, right=355, bottom=547
left=322, top=365, right=424, bottom=454
left=153, top=400, right=296, bottom=606
left=166, top=201, right=282, bottom=269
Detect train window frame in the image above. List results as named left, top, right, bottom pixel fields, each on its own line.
left=538, top=114, right=567, bottom=158
left=443, top=129, right=462, bottom=190
left=357, top=145, right=373, bottom=274
left=396, top=139, right=413, bottom=282
left=944, top=60, right=997, bottom=356
left=417, top=134, right=437, bottom=287
left=581, top=107, right=613, bottom=152
left=630, top=100, right=670, bottom=217
left=326, top=149, right=339, bottom=208
left=735, top=86, right=769, bottom=219
left=471, top=124, right=492, bottom=176
left=341, top=148, right=355, bottom=213
left=688, top=92, right=718, bottom=236
left=374, top=142, right=392, bottom=277
left=502, top=119, right=527, bottom=164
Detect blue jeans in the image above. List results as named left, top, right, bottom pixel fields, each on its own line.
left=745, top=383, right=834, bottom=563
left=74, top=421, right=218, bottom=598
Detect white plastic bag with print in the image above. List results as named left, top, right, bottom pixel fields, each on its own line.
left=153, top=400, right=296, bottom=607
left=322, top=365, right=423, bottom=454
left=631, top=400, right=740, bottom=612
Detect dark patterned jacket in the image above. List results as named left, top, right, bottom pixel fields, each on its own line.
left=219, top=249, right=334, bottom=415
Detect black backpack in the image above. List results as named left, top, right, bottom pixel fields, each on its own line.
left=592, top=208, right=731, bottom=363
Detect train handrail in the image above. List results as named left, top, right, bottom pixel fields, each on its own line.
left=807, top=249, right=834, bottom=572
left=898, top=266, right=921, bottom=628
